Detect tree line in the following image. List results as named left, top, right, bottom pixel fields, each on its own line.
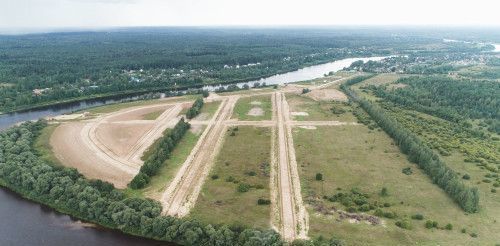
left=186, top=98, right=204, bottom=119
left=129, top=118, right=191, bottom=189
left=341, top=77, right=480, bottom=213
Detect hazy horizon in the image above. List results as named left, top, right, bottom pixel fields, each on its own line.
left=2, top=0, right=500, bottom=34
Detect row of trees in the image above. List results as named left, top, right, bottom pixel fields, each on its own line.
left=0, top=121, right=287, bottom=245
left=186, top=98, right=204, bottom=119
left=129, top=118, right=191, bottom=189
left=341, top=77, right=480, bottom=213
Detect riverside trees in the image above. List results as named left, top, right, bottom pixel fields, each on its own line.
left=0, top=121, right=285, bottom=245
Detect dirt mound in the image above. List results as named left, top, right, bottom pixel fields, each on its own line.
left=307, top=89, right=347, bottom=102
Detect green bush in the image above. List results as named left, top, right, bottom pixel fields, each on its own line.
left=462, top=174, right=471, bottom=180
left=395, top=220, right=412, bottom=230
left=380, top=187, right=389, bottom=196
left=211, top=174, right=219, bottom=180
left=257, top=199, right=271, bottom=205
left=402, top=167, right=413, bottom=175
left=445, top=223, right=453, bottom=230
left=411, top=214, right=424, bottom=220
left=237, top=183, right=251, bottom=193
left=315, top=173, right=323, bottom=181
left=425, top=220, right=438, bottom=229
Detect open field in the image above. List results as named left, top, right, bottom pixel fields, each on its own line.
left=232, top=94, right=272, bottom=121
left=286, top=94, right=357, bottom=122
left=294, top=125, right=499, bottom=245
left=190, top=126, right=272, bottom=229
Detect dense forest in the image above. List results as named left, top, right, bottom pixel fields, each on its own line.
left=0, top=28, right=441, bottom=112
left=371, top=76, right=500, bottom=133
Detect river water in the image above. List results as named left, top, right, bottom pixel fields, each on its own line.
left=0, top=56, right=385, bottom=245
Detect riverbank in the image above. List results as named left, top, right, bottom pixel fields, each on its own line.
left=0, top=55, right=388, bottom=116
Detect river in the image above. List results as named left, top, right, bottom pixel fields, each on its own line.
left=0, top=56, right=385, bottom=245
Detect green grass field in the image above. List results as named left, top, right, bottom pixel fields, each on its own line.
left=232, top=94, right=272, bottom=121
left=286, top=94, right=357, bottom=122
left=292, top=123, right=498, bottom=245
left=190, top=126, right=272, bottom=229
left=198, top=100, right=221, bottom=119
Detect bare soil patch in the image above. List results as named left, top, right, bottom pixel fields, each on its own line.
left=51, top=122, right=135, bottom=188
left=247, top=107, right=264, bottom=116
left=306, top=89, right=347, bottom=102
left=107, top=104, right=171, bottom=122
left=250, top=101, right=262, bottom=105
left=298, top=125, right=317, bottom=130
left=95, top=122, right=154, bottom=157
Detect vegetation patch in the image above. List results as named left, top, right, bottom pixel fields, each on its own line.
left=190, top=126, right=271, bottom=229
left=232, top=95, right=272, bottom=121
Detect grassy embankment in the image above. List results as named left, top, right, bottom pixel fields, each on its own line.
left=190, top=126, right=272, bottom=229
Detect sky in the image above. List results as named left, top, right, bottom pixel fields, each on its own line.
left=1, top=0, right=499, bottom=32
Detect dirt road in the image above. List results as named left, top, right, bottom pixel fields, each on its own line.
left=275, top=92, right=309, bottom=240
left=160, top=96, right=239, bottom=217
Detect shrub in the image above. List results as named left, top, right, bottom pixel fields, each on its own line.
left=225, top=176, right=235, bottom=182
left=380, top=187, right=388, bottom=196
left=462, top=174, right=471, bottom=180
left=302, top=88, right=311, bottom=94
left=257, top=199, right=271, bottom=205
left=402, top=167, right=413, bottom=175
left=315, top=173, right=323, bottom=181
left=347, top=207, right=357, bottom=213
left=246, top=171, right=257, bottom=176
left=411, top=214, right=424, bottom=220
left=383, top=211, right=397, bottom=219
left=425, top=220, right=434, bottom=229
left=383, top=202, right=391, bottom=207
left=461, top=228, right=467, bottom=233
left=129, top=172, right=150, bottom=189
left=395, top=220, right=412, bottom=230
left=470, top=232, right=478, bottom=238
left=445, top=223, right=453, bottom=230
left=211, top=174, right=219, bottom=180
left=237, top=183, right=251, bottom=193
left=491, top=189, right=496, bottom=193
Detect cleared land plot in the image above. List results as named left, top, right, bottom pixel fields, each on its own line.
left=232, top=94, right=272, bottom=121
left=293, top=125, right=498, bottom=245
left=51, top=122, right=135, bottom=188
left=50, top=102, right=182, bottom=188
left=83, top=95, right=196, bottom=114
left=286, top=94, right=357, bottom=122
left=190, top=126, right=272, bottom=229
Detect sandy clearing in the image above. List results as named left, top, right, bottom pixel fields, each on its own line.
left=50, top=102, right=183, bottom=188
left=95, top=122, right=154, bottom=157
left=247, top=107, right=264, bottom=116
left=161, top=96, right=238, bottom=217
left=106, top=104, right=172, bottom=122
left=51, top=122, right=136, bottom=188
left=291, top=112, right=309, bottom=116
left=306, top=89, right=348, bottom=102
left=250, top=100, right=262, bottom=105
